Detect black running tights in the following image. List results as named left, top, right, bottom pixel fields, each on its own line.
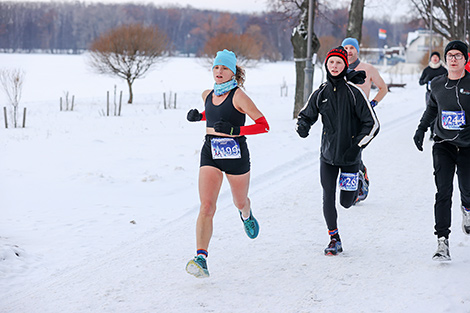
left=320, top=160, right=360, bottom=232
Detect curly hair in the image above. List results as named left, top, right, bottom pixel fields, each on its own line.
left=235, top=65, right=246, bottom=88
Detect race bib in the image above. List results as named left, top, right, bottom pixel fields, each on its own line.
left=441, top=111, right=466, bottom=130
left=339, top=172, right=359, bottom=191
left=211, top=138, right=241, bottom=159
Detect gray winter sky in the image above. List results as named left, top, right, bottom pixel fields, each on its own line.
left=16, top=0, right=413, bottom=21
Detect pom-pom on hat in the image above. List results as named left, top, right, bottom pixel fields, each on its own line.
left=326, top=46, right=349, bottom=68
left=444, top=40, right=469, bottom=62
left=213, top=49, right=237, bottom=74
left=341, top=37, right=360, bottom=53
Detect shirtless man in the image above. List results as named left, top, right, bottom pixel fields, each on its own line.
left=341, top=37, right=387, bottom=203
left=342, top=37, right=388, bottom=107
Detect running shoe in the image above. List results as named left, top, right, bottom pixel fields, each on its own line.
left=432, top=237, right=451, bottom=261
left=240, top=210, right=259, bottom=239
left=324, top=238, right=343, bottom=256
left=462, top=206, right=470, bottom=235
left=355, top=165, right=369, bottom=204
left=186, top=255, right=210, bottom=278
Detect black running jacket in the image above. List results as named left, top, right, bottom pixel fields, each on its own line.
left=298, top=73, right=380, bottom=166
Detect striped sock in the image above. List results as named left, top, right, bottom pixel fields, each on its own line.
left=197, top=249, right=208, bottom=258
left=328, top=229, right=340, bottom=241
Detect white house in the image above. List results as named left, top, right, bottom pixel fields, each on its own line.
left=405, top=29, right=446, bottom=63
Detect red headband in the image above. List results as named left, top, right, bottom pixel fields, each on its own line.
left=326, top=47, right=349, bottom=68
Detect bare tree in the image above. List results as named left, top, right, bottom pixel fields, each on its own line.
left=202, top=33, right=263, bottom=67
left=269, top=0, right=320, bottom=118
left=88, top=24, right=168, bottom=104
left=0, top=68, right=25, bottom=128
left=346, top=0, right=365, bottom=43
left=411, top=0, right=470, bottom=42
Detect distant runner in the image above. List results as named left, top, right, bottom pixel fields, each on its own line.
left=342, top=37, right=388, bottom=204
left=419, top=51, right=447, bottom=138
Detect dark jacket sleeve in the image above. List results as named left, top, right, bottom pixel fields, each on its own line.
left=419, top=68, right=429, bottom=86
left=298, top=88, right=321, bottom=125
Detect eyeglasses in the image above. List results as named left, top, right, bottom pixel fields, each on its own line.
left=446, top=53, right=464, bottom=60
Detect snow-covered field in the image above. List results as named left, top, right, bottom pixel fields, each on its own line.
left=1, top=53, right=469, bottom=313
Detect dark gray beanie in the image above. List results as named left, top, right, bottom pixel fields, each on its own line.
left=444, top=40, right=469, bottom=62
left=430, top=51, right=440, bottom=59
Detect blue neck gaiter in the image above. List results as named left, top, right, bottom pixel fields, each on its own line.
left=214, top=78, right=238, bottom=96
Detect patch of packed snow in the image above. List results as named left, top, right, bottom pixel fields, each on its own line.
left=1, top=53, right=469, bottom=312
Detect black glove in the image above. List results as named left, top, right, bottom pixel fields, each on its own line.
left=413, top=128, right=425, bottom=151
left=187, top=109, right=203, bottom=122
left=458, top=124, right=470, bottom=142
left=296, top=119, right=311, bottom=138
left=214, top=119, right=240, bottom=135
left=344, top=144, right=361, bottom=161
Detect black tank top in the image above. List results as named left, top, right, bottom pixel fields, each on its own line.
left=205, top=87, right=246, bottom=128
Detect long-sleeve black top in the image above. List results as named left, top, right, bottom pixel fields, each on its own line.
left=417, top=71, right=470, bottom=147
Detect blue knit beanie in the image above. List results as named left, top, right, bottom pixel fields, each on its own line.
left=213, top=49, right=237, bottom=74
left=341, top=38, right=360, bottom=53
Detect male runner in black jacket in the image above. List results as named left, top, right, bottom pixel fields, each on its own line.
left=414, top=40, right=470, bottom=261
left=297, top=46, right=380, bottom=255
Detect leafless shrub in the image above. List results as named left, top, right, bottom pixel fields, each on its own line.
left=0, top=68, right=25, bottom=128
left=88, top=24, right=168, bottom=104
left=202, top=33, right=263, bottom=68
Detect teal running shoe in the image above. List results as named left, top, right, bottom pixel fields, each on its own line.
left=186, top=255, right=209, bottom=278
left=240, top=210, right=259, bottom=239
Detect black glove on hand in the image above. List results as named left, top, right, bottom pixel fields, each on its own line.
left=344, top=144, right=361, bottom=161
left=296, top=119, right=311, bottom=138
left=187, top=109, right=203, bottom=122
left=458, top=124, right=470, bottom=142
left=413, top=129, right=425, bottom=151
left=214, top=119, right=240, bottom=135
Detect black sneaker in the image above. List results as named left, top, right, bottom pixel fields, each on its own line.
left=354, top=165, right=369, bottom=204
left=324, top=238, right=343, bottom=256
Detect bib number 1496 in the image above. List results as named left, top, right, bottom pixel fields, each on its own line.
left=211, top=138, right=241, bottom=159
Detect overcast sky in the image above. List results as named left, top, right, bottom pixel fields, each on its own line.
left=152, top=0, right=269, bottom=13
left=17, top=0, right=412, bottom=21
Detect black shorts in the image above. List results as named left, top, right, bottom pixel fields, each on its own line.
left=200, top=135, right=250, bottom=175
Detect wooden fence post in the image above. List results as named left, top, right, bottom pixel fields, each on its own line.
left=118, top=91, right=122, bottom=116
left=3, top=106, right=7, bottom=128
left=106, top=91, right=110, bottom=116
left=22, top=107, right=26, bottom=128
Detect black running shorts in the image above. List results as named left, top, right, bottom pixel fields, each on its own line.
left=200, top=135, right=250, bottom=175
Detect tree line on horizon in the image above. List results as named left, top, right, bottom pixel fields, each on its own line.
left=0, top=1, right=420, bottom=60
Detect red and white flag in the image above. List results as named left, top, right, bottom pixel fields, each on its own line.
left=378, top=28, right=387, bottom=39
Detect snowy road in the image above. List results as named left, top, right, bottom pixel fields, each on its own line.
left=1, top=55, right=469, bottom=312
